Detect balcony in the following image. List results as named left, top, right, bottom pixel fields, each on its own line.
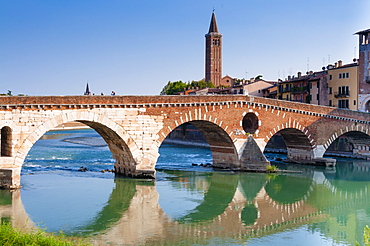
left=334, top=92, right=350, bottom=98
left=291, top=86, right=309, bottom=94
left=278, top=87, right=291, bottom=93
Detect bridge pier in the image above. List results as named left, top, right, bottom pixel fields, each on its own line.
left=0, top=167, right=21, bottom=189
left=286, top=147, right=314, bottom=163
left=210, top=145, right=240, bottom=169
left=238, top=136, right=269, bottom=170
left=353, top=144, right=370, bottom=159
left=113, top=149, right=157, bottom=179
left=286, top=146, right=336, bottom=167
left=114, top=160, right=156, bottom=179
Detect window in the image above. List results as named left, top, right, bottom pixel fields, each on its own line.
left=330, top=74, right=332, bottom=80
left=329, top=100, right=332, bottom=106
left=354, top=100, right=356, bottom=105
left=338, top=99, right=349, bottom=109
left=338, top=86, right=349, bottom=95
left=339, top=72, right=350, bottom=79
left=329, top=87, right=332, bottom=94
left=316, top=94, right=319, bottom=100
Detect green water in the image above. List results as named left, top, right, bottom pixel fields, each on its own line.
left=2, top=129, right=369, bottom=245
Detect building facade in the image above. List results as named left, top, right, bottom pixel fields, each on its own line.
left=205, top=12, right=222, bottom=87
left=327, top=61, right=359, bottom=110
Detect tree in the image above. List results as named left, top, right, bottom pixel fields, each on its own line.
left=160, top=81, right=187, bottom=95
left=160, top=79, right=214, bottom=95
left=255, top=75, right=263, bottom=80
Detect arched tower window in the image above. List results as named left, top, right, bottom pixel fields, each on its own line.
left=1, top=126, right=12, bottom=157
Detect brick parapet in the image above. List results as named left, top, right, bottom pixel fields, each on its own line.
left=0, top=96, right=369, bottom=124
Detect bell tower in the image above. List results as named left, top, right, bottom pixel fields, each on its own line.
left=356, top=28, right=370, bottom=111
left=205, top=12, right=222, bottom=87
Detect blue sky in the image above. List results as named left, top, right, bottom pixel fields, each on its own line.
left=1, top=0, right=369, bottom=96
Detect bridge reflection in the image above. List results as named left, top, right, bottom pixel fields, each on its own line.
left=2, top=166, right=370, bottom=245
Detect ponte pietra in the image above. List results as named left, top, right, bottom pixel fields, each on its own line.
left=1, top=95, right=370, bottom=188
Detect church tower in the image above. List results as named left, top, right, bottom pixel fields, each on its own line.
left=205, top=12, right=222, bottom=87
left=356, top=28, right=370, bottom=111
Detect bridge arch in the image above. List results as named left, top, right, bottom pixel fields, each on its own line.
left=15, top=111, right=140, bottom=176
left=324, top=129, right=370, bottom=159
left=358, top=94, right=370, bottom=112
left=264, top=125, right=315, bottom=162
left=158, top=119, right=239, bottom=168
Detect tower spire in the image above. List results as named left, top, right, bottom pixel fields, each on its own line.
left=84, top=82, right=90, bottom=95
left=208, top=12, right=219, bottom=34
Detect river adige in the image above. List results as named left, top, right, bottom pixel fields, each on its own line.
left=2, top=128, right=370, bottom=245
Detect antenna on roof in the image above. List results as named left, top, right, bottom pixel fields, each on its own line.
left=307, top=58, right=310, bottom=72
left=213, top=7, right=215, bottom=13
left=354, top=46, right=357, bottom=58
left=322, top=57, right=326, bottom=67
left=328, top=54, right=331, bottom=64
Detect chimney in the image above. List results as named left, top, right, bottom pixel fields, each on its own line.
left=338, top=60, right=343, bottom=67
left=297, top=72, right=302, bottom=78
left=334, top=62, right=338, bottom=68
left=288, top=75, right=291, bottom=80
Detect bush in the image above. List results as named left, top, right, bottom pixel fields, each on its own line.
left=266, top=165, right=277, bottom=172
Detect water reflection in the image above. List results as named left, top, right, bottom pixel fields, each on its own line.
left=3, top=161, right=369, bottom=245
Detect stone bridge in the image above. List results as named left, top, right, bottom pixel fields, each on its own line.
left=1, top=95, right=370, bottom=188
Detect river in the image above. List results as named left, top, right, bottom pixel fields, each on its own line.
left=2, top=128, right=370, bottom=245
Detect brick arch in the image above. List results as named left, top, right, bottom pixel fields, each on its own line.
left=157, top=111, right=239, bottom=168
left=260, top=114, right=316, bottom=148
left=14, top=111, right=140, bottom=175
left=261, top=117, right=316, bottom=162
left=157, top=111, right=235, bottom=143
left=323, top=125, right=370, bottom=150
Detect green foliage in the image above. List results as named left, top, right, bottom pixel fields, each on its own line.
left=0, top=90, right=15, bottom=96
left=365, top=225, right=370, bottom=245
left=0, top=222, right=91, bottom=246
left=356, top=225, right=370, bottom=246
left=255, top=75, right=263, bottom=80
left=160, top=79, right=215, bottom=95
left=266, top=165, right=277, bottom=172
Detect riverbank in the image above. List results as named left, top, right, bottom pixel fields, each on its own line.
left=0, top=222, right=90, bottom=246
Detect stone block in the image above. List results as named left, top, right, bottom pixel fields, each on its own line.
left=0, top=168, right=21, bottom=189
